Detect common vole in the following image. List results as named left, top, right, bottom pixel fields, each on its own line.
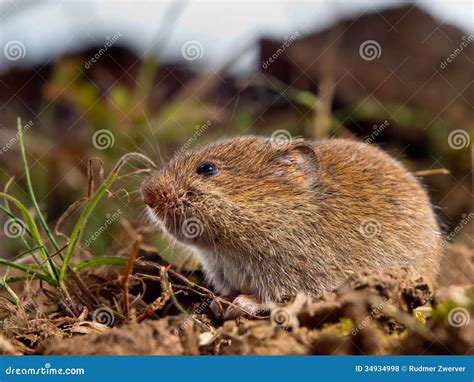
left=141, top=136, right=441, bottom=317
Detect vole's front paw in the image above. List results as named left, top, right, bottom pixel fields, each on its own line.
left=209, top=298, right=226, bottom=319
left=224, top=295, right=269, bottom=320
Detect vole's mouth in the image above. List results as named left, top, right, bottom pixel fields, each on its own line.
left=146, top=206, right=206, bottom=243
left=141, top=180, right=209, bottom=243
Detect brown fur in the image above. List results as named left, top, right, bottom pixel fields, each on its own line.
left=141, top=136, right=441, bottom=304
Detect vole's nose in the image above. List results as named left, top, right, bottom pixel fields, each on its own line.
left=142, top=186, right=180, bottom=211
left=141, top=186, right=156, bottom=207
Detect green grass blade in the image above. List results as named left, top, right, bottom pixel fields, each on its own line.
left=0, top=259, right=54, bottom=283
left=17, top=117, right=61, bottom=279
left=0, top=205, right=33, bottom=237
left=0, top=204, right=50, bottom=275
left=0, top=277, right=20, bottom=305
left=59, top=153, right=155, bottom=286
left=74, top=256, right=128, bottom=271
left=0, top=192, right=57, bottom=283
left=3, top=275, right=37, bottom=283
left=9, top=244, right=47, bottom=261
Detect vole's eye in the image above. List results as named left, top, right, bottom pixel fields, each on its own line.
left=196, top=162, right=218, bottom=176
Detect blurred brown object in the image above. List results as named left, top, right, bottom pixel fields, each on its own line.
left=437, top=243, right=474, bottom=287
left=260, top=4, right=474, bottom=132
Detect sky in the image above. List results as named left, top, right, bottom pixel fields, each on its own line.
left=0, top=0, right=472, bottom=73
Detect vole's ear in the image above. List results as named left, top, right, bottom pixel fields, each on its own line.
left=269, top=140, right=321, bottom=186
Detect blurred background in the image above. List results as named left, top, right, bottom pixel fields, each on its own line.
left=0, top=0, right=472, bottom=264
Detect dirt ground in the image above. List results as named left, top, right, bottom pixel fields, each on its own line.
left=0, top=242, right=472, bottom=355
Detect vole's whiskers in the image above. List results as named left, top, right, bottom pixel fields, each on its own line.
left=141, top=110, right=166, bottom=167
left=137, top=208, right=150, bottom=225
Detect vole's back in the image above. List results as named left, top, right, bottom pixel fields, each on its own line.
left=313, top=139, right=441, bottom=282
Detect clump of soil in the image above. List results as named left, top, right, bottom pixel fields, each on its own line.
left=1, top=243, right=472, bottom=355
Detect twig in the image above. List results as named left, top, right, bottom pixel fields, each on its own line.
left=54, top=198, right=87, bottom=241
left=122, top=235, right=142, bottom=323
left=40, top=244, right=68, bottom=265
left=134, top=261, right=267, bottom=319
left=168, top=269, right=218, bottom=298
left=106, top=188, right=130, bottom=202
left=137, top=290, right=170, bottom=323
left=413, top=168, right=449, bottom=177
left=116, top=168, right=153, bottom=181
left=87, top=157, right=104, bottom=197
left=161, top=266, right=210, bottom=331
left=168, top=269, right=267, bottom=319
